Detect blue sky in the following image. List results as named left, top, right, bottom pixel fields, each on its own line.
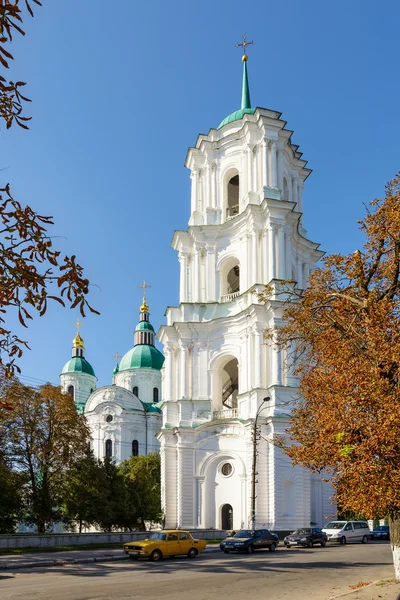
left=3, top=0, right=400, bottom=387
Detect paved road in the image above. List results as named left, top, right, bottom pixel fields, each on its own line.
left=0, top=542, right=396, bottom=600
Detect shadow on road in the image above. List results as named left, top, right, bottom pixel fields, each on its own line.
left=6, top=547, right=391, bottom=579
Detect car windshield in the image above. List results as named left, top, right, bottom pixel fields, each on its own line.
left=233, top=530, right=255, bottom=538
left=376, top=526, right=388, bottom=530
left=325, top=522, right=346, bottom=529
left=292, top=528, right=311, bottom=535
left=147, top=532, right=167, bottom=541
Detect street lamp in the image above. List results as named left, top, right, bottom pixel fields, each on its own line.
left=250, top=396, right=270, bottom=530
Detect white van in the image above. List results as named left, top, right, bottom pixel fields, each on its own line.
left=322, top=520, right=371, bottom=544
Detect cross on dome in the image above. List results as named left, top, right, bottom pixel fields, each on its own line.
left=235, top=33, right=254, bottom=62
left=73, top=318, right=84, bottom=348
left=138, top=280, right=151, bottom=313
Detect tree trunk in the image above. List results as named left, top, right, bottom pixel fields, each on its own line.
left=79, top=519, right=82, bottom=534
left=388, top=510, right=400, bottom=582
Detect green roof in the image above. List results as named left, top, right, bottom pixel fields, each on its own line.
left=62, top=357, right=96, bottom=377
left=119, top=345, right=165, bottom=371
left=135, top=321, right=155, bottom=332
left=218, top=107, right=256, bottom=129
left=218, top=57, right=255, bottom=129
left=142, top=401, right=162, bottom=413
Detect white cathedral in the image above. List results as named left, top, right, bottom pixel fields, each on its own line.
left=59, top=50, right=333, bottom=532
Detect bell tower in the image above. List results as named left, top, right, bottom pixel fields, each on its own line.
left=158, top=42, right=331, bottom=532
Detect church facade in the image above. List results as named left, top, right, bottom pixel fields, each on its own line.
left=60, top=298, right=164, bottom=463
left=58, top=52, right=334, bottom=533
left=157, top=54, right=333, bottom=531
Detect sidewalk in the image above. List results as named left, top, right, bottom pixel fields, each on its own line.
left=0, top=544, right=221, bottom=570
left=329, top=578, right=399, bottom=600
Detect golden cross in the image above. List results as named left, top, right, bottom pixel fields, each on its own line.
left=113, top=352, right=121, bottom=364
left=138, top=280, right=152, bottom=300
left=235, top=33, right=254, bottom=56
left=74, top=319, right=83, bottom=333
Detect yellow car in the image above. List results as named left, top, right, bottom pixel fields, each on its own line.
left=123, top=530, right=207, bottom=561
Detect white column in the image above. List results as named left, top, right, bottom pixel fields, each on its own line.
left=254, top=327, right=262, bottom=389
left=247, top=145, right=253, bottom=194
left=211, top=163, right=216, bottom=209
left=262, top=229, right=269, bottom=283
left=298, top=183, right=304, bottom=213
left=179, top=252, right=188, bottom=303
left=165, top=346, right=174, bottom=401
left=303, top=262, right=310, bottom=287
left=285, top=228, right=292, bottom=281
left=180, top=344, right=187, bottom=399
left=193, top=247, right=200, bottom=302
left=296, top=256, right=302, bottom=288
left=200, top=248, right=206, bottom=302
left=262, top=138, right=268, bottom=189
left=254, top=146, right=259, bottom=193
left=268, top=225, right=276, bottom=280
left=205, top=165, right=211, bottom=211
left=267, top=141, right=272, bottom=187
left=252, top=229, right=258, bottom=285
left=277, top=224, right=285, bottom=280
left=206, top=246, right=216, bottom=301
left=292, top=176, right=298, bottom=207
left=191, top=170, right=198, bottom=214
left=277, top=144, right=284, bottom=190
left=271, top=141, right=278, bottom=188
left=289, top=174, right=294, bottom=203
left=246, top=331, right=252, bottom=391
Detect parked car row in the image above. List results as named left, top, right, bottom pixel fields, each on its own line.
left=122, top=522, right=390, bottom=561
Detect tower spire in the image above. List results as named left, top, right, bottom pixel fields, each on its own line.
left=236, top=33, right=254, bottom=110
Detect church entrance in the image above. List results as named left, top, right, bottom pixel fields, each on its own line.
left=221, top=504, right=233, bottom=530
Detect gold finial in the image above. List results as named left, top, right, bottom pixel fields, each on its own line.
left=138, top=279, right=151, bottom=312
left=236, top=33, right=254, bottom=62
left=73, top=319, right=84, bottom=348
left=113, top=352, right=121, bottom=364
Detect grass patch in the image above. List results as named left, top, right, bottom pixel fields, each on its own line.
left=0, top=542, right=123, bottom=556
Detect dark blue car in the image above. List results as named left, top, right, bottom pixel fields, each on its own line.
left=372, top=525, right=390, bottom=540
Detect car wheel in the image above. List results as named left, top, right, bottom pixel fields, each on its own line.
left=307, top=540, right=313, bottom=548
left=247, top=544, right=254, bottom=554
left=150, top=549, right=163, bottom=561
left=187, top=548, right=198, bottom=559
left=223, top=550, right=230, bottom=554
left=269, top=543, right=276, bottom=552
left=361, top=535, right=368, bottom=544
left=285, top=544, right=291, bottom=548
left=339, top=536, right=347, bottom=545
left=321, top=539, right=327, bottom=547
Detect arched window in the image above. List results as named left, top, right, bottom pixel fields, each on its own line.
left=226, top=174, right=239, bottom=218
left=153, top=387, right=159, bottom=402
left=133, top=386, right=139, bottom=397
left=105, top=439, right=112, bottom=458
left=67, top=385, right=74, bottom=399
left=132, top=440, right=139, bottom=457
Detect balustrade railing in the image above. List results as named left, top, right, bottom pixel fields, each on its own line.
left=220, top=291, right=240, bottom=303
left=213, top=409, right=238, bottom=420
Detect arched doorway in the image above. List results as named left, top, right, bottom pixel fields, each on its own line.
left=221, top=504, right=233, bottom=530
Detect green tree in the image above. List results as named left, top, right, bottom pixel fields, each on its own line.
left=62, top=447, right=108, bottom=533
left=119, top=453, right=162, bottom=531
left=0, top=451, right=23, bottom=533
left=95, top=456, right=135, bottom=532
left=0, top=378, right=90, bottom=532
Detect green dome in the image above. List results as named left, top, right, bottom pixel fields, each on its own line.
left=62, top=357, right=96, bottom=377
left=218, top=107, right=256, bottom=129
left=135, top=321, right=155, bottom=332
left=119, top=345, right=165, bottom=371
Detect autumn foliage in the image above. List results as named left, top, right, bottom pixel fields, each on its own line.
left=0, top=1, right=98, bottom=382
left=261, top=173, right=400, bottom=578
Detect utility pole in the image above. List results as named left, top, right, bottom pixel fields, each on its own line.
left=250, top=397, right=270, bottom=530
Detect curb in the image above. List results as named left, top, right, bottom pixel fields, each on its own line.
left=0, top=547, right=221, bottom=570
left=328, top=579, right=396, bottom=599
